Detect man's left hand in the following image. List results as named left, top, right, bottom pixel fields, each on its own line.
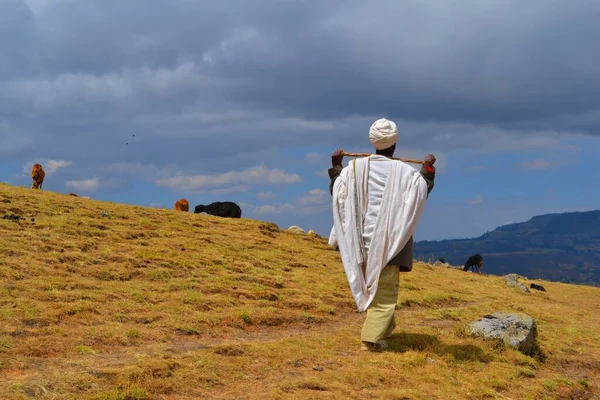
left=423, top=154, right=436, bottom=173
left=424, top=154, right=436, bottom=166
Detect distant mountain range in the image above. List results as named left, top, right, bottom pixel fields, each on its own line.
left=414, top=210, right=600, bottom=286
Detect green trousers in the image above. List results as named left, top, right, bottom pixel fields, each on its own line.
left=361, top=264, right=399, bottom=343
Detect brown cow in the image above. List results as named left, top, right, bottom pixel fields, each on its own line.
left=68, top=193, right=79, bottom=197
left=174, top=198, right=189, bottom=212
left=31, top=164, right=45, bottom=189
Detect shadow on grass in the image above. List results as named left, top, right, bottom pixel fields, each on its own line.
left=387, top=332, right=493, bottom=362
left=530, top=342, right=547, bottom=363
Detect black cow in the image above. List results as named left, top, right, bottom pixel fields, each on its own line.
left=463, top=254, right=483, bottom=274
left=194, top=201, right=242, bottom=218
left=530, top=283, right=546, bottom=292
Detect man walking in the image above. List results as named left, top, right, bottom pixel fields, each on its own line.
left=328, top=118, right=436, bottom=351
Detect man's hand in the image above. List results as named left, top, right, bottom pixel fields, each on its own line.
left=423, top=154, right=436, bottom=173
left=332, top=148, right=344, bottom=167
left=424, top=154, right=436, bottom=166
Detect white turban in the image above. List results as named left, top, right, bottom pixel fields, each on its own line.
left=369, top=118, right=398, bottom=150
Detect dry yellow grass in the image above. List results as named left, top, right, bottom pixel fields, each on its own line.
left=1, top=182, right=599, bottom=400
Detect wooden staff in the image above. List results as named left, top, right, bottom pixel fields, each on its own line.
left=340, top=151, right=424, bottom=165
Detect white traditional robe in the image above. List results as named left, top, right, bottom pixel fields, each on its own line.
left=329, top=155, right=429, bottom=312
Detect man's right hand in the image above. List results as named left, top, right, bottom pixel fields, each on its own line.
left=332, top=148, right=344, bottom=167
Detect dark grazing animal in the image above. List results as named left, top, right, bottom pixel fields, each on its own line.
left=530, top=283, right=546, bottom=292
left=194, top=201, right=242, bottom=218
left=463, top=254, right=483, bottom=274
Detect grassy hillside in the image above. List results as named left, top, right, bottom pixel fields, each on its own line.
left=1, top=183, right=599, bottom=400
left=415, top=210, right=600, bottom=286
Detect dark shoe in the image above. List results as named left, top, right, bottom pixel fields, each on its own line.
left=361, top=340, right=388, bottom=352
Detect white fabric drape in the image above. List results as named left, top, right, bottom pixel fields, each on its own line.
left=329, top=156, right=429, bottom=312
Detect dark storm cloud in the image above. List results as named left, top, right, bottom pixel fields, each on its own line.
left=213, top=0, right=600, bottom=126
left=1, top=0, right=599, bottom=188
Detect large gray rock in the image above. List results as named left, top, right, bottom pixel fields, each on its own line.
left=468, top=312, right=537, bottom=355
left=504, top=273, right=530, bottom=293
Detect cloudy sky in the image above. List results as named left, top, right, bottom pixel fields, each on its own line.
left=2, top=0, right=600, bottom=240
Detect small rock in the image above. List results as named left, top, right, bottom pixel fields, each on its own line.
left=434, top=261, right=452, bottom=268
left=307, top=229, right=316, bottom=236
left=2, top=199, right=11, bottom=203
left=288, top=225, right=305, bottom=234
left=505, top=273, right=528, bottom=280
left=425, top=357, right=436, bottom=364
left=504, top=274, right=530, bottom=293
left=312, top=366, right=324, bottom=371
left=468, top=312, right=537, bottom=356
left=100, top=210, right=110, bottom=218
